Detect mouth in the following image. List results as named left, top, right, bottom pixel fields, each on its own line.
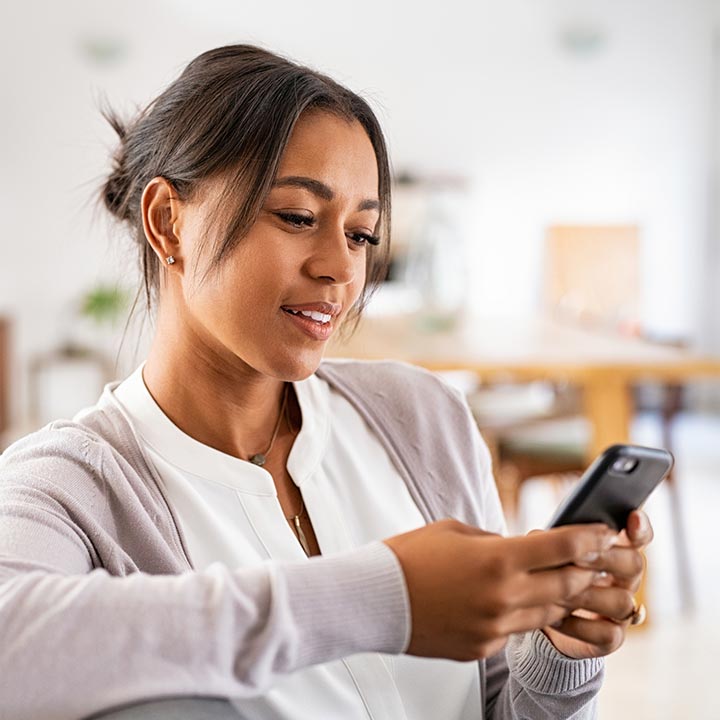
left=282, top=307, right=333, bottom=324
left=280, top=304, right=340, bottom=341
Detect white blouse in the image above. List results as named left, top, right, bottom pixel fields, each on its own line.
left=113, top=365, right=481, bottom=720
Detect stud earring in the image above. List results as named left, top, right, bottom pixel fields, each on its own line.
left=166, top=256, right=176, bottom=265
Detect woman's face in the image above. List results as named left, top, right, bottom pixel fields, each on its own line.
left=172, top=110, right=381, bottom=381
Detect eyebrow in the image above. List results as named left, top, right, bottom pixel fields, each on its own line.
left=272, top=175, right=380, bottom=212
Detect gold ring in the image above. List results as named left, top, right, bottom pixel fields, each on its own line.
left=624, top=598, right=647, bottom=626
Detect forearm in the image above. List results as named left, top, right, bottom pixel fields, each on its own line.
left=0, top=542, right=409, bottom=720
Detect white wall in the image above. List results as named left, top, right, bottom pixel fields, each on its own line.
left=464, top=0, right=714, bottom=335
left=0, top=0, right=717, bottom=424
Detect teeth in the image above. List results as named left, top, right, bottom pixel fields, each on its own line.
left=300, top=310, right=331, bottom=323
left=285, top=308, right=332, bottom=324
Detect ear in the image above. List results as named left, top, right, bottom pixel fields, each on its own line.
left=141, top=177, right=184, bottom=267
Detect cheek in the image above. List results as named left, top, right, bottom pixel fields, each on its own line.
left=351, top=257, right=368, bottom=303
left=184, top=264, right=253, bottom=330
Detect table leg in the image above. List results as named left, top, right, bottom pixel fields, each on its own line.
left=582, top=376, right=632, bottom=461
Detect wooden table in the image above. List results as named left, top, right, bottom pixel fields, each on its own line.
left=330, top=312, right=720, bottom=617
left=329, top=312, right=720, bottom=462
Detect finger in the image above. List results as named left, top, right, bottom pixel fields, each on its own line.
left=519, top=565, right=598, bottom=607
left=494, top=603, right=570, bottom=636
left=625, top=510, right=654, bottom=547
left=549, top=614, right=625, bottom=656
left=559, top=586, right=636, bottom=623
left=574, top=545, right=645, bottom=582
left=509, top=525, right=617, bottom=571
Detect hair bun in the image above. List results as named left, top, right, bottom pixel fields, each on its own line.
left=101, top=108, right=131, bottom=221
left=102, top=170, right=129, bottom=219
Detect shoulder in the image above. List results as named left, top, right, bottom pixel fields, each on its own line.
left=0, top=400, right=186, bottom=570
left=0, top=397, right=144, bottom=504
left=317, top=359, right=473, bottom=438
left=317, top=358, right=466, bottom=409
left=1, top=420, right=110, bottom=476
left=319, top=357, right=443, bottom=384
left=0, top=421, right=121, bottom=552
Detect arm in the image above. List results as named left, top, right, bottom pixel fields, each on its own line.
left=0, top=482, right=409, bottom=720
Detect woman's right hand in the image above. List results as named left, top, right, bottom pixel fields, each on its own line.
left=382, top=519, right=617, bottom=661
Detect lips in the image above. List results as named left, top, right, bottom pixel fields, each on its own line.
left=280, top=301, right=341, bottom=341
left=281, top=302, right=342, bottom=317
left=283, top=307, right=332, bottom=323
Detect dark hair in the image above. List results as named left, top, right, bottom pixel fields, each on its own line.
left=102, top=44, right=391, bottom=328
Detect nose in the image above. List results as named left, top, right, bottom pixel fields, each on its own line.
left=305, top=225, right=357, bottom=285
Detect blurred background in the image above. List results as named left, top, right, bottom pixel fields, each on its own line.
left=1, top=1, right=719, bottom=716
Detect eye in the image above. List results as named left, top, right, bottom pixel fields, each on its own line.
left=347, top=231, right=381, bottom=247
left=275, top=211, right=315, bottom=229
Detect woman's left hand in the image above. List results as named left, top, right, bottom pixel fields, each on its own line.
left=542, top=509, right=654, bottom=659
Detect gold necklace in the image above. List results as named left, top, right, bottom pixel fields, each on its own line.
left=287, top=496, right=311, bottom=556
left=278, top=390, right=311, bottom=556
left=248, top=384, right=288, bottom=467
left=246, top=385, right=310, bottom=554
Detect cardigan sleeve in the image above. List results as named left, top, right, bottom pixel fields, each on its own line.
left=485, top=631, right=603, bottom=720
left=0, top=438, right=410, bottom=720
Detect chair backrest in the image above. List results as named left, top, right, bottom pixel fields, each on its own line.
left=0, top=317, right=8, bottom=435
left=544, top=225, right=640, bottom=335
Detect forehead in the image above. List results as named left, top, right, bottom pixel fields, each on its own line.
left=276, top=111, right=379, bottom=200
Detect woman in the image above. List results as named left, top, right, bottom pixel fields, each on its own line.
left=0, top=45, right=651, bottom=720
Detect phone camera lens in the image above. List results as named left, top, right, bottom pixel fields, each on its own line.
left=612, top=458, right=638, bottom=474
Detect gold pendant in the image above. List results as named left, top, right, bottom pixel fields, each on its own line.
left=294, top=515, right=311, bottom=556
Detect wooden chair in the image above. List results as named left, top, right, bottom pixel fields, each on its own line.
left=469, top=225, right=693, bottom=608
left=545, top=225, right=641, bottom=334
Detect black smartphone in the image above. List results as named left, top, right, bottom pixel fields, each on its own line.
left=547, top=444, right=674, bottom=531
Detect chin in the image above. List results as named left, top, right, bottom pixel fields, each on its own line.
left=266, top=348, right=325, bottom=383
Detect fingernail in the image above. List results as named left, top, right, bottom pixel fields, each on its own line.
left=581, top=551, right=600, bottom=563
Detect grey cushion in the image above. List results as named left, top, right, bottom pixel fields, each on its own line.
left=87, top=698, right=244, bottom=719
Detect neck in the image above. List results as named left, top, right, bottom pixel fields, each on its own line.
left=142, top=317, right=289, bottom=460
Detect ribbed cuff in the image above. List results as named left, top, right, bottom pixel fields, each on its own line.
left=278, top=542, right=411, bottom=669
left=507, top=630, right=604, bottom=694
